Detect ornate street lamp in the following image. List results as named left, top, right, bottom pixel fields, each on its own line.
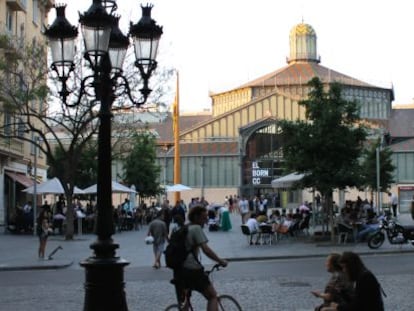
left=44, top=2, right=162, bottom=310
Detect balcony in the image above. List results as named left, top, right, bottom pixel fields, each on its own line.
left=0, top=32, right=24, bottom=55
left=0, top=137, right=24, bottom=159
left=6, top=0, right=27, bottom=12
left=39, top=0, right=54, bottom=10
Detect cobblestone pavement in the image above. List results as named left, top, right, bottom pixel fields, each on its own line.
left=0, top=272, right=413, bottom=310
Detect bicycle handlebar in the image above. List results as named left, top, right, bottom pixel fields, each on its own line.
left=206, top=263, right=225, bottom=275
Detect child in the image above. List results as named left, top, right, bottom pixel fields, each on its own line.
left=38, top=218, right=51, bottom=259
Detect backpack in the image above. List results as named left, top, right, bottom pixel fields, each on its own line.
left=164, top=225, right=196, bottom=270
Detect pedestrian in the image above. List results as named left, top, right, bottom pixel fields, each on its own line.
left=122, top=198, right=133, bottom=215
left=147, top=211, right=168, bottom=269
left=245, top=213, right=260, bottom=244
left=169, top=214, right=184, bottom=239
left=411, top=194, right=414, bottom=221
left=161, top=199, right=172, bottom=232
left=171, top=200, right=186, bottom=223
left=219, top=205, right=232, bottom=231
left=22, top=201, right=33, bottom=232
left=41, top=200, right=52, bottom=214
left=388, top=192, right=398, bottom=218
left=311, top=253, right=353, bottom=311
left=228, top=195, right=234, bottom=213
left=37, top=218, right=51, bottom=259
left=330, top=251, right=384, bottom=311
left=238, top=196, right=249, bottom=224
left=173, top=205, right=228, bottom=311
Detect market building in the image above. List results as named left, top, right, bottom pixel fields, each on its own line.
left=152, top=22, right=399, bottom=209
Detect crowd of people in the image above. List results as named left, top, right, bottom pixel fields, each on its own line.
left=334, top=196, right=391, bottom=243
left=15, top=191, right=390, bottom=310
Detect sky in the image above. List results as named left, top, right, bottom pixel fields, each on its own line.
left=53, top=0, right=414, bottom=112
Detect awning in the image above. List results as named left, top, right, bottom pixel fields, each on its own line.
left=271, top=172, right=305, bottom=188
left=5, top=171, right=35, bottom=188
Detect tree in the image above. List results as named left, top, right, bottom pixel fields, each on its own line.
left=0, top=36, right=173, bottom=239
left=360, top=139, right=395, bottom=203
left=0, top=36, right=101, bottom=239
left=121, top=130, right=162, bottom=200
left=279, top=77, right=367, bottom=241
left=48, top=141, right=98, bottom=190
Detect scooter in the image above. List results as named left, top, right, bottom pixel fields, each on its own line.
left=367, top=217, right=414, bottom=249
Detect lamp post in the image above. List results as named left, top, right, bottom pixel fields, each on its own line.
left=376, top=132, right=385, bottom=215
left=376, top=146, right=381, bottom=214
left=44, top=2, right=162, bottom=310
left=32, top=137, right=39, bottom=236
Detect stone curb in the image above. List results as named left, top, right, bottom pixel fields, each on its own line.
left=2, top=247, right=414, bottom=271
left=0, top=259, right=73, bottom=272
left=225, top=247, right=414, bottom=263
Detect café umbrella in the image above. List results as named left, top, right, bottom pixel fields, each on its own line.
left=82, top=181, right=137, bottom=194
left=23, top=177, right=84, bottom=194
left=166, top=184, right=192, bottom=192
left=271, top=172, right=305, bottom=189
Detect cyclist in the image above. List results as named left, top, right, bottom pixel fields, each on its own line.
left=173, top=205, right=228, bottom=311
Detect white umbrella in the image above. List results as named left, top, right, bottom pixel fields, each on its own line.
left=271, top=172, right=305, bottom=188
left=74, top=186, right=85, bottom=194
left=23, top=177, right=86, bottom=195
left=166, top=183, right=192, bottom=192
left=23, top=177, right=64, bottom=194
left=82, top=181, right=137, bottom=194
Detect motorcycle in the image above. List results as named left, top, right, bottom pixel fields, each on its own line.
left=367, top=217, right=414, bottom=249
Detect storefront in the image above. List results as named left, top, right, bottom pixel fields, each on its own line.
left=398, top=186, right=414, bottom=214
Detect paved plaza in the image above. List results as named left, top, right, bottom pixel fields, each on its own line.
left=1, top=212, right=413, bottom=271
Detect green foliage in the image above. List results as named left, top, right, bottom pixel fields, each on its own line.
left=75, top=142, right=99, bottom=188
left=48, top=142, right=98, bottom=189
left=360, top=139, right=395, bottom=192
left=121, top=131, right=162, bottom=197
left=279, top=77, right=368, bottom=196
left=47, top=145, right=66, bottom=180
left=0, top=37, right=48, bottom=110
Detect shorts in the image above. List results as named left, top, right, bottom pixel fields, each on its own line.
left=153, top=242, right=165, bottom=256
left=175, top=268, right=211, bottom=293
left=38, top=233, right=48, bottom=242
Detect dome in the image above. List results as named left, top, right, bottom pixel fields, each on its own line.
left=290, top=23, right=316, bottom=37
left=288, top=22, right=319, bottom=64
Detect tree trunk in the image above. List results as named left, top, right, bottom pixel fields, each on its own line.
left=65, top=195, right=74, bottom=240
left=370, top=190, right=374, bottom=207
left=324, top=192, right=335, bottom=243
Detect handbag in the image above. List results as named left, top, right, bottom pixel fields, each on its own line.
left=145, top=235, right=154, bottom=244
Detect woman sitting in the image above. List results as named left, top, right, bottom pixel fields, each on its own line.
left=311, top=253, right=353, bottom=311
left=272, top=213, right=294, bottom=234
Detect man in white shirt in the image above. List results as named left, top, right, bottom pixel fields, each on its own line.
left=245, top=213, right=260, bottom=244
left=238, top=196, right=249, bottom=224
left=388, top=192, right=398, bottom=217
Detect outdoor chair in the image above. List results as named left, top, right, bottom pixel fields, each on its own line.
left=336, top=223, right=353, bottom=243
left=241, top=225, right=256, bottom=245
left=259, top=224, right=275, bottom=245
left=297, top=214, right=311, bottom=237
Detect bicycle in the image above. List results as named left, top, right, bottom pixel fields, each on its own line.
left=165, top=264, right=242, bottom=310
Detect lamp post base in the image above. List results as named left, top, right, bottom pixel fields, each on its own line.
left=80, top=254, right=129, bottom=311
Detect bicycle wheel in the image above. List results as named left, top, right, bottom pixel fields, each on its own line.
left=164, top=304, right=180, bottom=311
left=218, top=294, right=242, bottom=311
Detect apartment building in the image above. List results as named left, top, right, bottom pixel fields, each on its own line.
left=0, top=0, right=54, bottom=230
